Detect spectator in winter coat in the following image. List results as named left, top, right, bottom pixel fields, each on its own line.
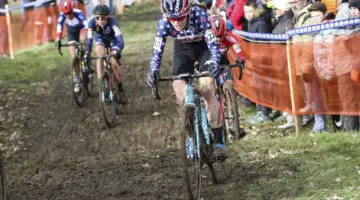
left=245, top=1, right=270, bottom=33
left=243, top=0, right=272, bottom=124
left=271, top=0, right=294, bottom=34
left=336, top=0, right=352, bottom=20
left=307, top=1, right=336, bottom=132
left=278, top=0, right=315, bottom=130
left=349, top=0, right=360, bottom=82
left=226, top=0, right=246, bottom=30
left=269, top=0, right=295, bottom=126
left=332, top=0, right=359, bottom=131
left=338, top=0, right=360, bottom=131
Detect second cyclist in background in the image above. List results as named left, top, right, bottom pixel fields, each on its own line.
left=56, top=0, right=86, bottom=93
left=86, top=4, right=127, bottom=104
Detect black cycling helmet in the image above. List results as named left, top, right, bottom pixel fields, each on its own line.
left=93, top=4, right=110, bottom=16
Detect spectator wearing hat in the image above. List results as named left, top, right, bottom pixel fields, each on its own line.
left=267, top=0, right=294, bottom=125
left=271, top=0, right=293, bottom=34
left=308, top=1, right=337, bottom=133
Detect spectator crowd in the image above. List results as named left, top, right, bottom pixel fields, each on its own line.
left=224, top=0, right=360, bottom=133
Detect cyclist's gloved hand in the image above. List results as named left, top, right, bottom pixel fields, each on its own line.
left=147, top=70, right=159, bottom=87
left=114, top=50, right=122, bottom=60
left=206, top=60, right=221, bottom=78
left=55, top=40, right=61, bottom=50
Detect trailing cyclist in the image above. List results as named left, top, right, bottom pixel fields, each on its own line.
left=210, top=15, right=246, bottom=138
left=147, top=0, right=227, bottom=160
left=210, top=15, right=245, bottom=84
left=85, top=4, right=127, bottom=104
left=56, top=0, right=86, bottom=93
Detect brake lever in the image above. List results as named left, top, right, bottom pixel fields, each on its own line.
left=152, top=84, right=161, bottom=100
left=58, top=47, right=63, bottom=56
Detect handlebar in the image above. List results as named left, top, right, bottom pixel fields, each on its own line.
left=229, top=59, right=245, bottom=80
left=58, top=42, right=85, bottom=56
left=152, top=62, right=245, bottom=100
left=152, top=72, right=210, bottom=100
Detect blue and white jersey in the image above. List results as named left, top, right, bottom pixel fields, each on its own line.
left=150, top=5, right=220, bottom=72
left=56, top=9, right=86, bottom=38
left=86, top=17, right=124, bottom=52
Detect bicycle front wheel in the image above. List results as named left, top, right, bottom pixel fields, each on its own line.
left=181, top=106, right=201, bottom=200
left=223, top=82, right=243, bottom=141
left=99, top=74, right=117, bottom=128
left=72, top=57, right=86, bottom=107
left=0, top=159, right=6, bottom=200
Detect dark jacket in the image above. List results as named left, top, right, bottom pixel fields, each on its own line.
left=272, top=10, right=294, bottom=34
left=0, top=0, right=8, bottom=16
left=247, top=15, right=270, bottom=33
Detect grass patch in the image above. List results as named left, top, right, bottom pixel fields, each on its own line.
left=0, top=43, right=70, bottom=90
left=226, top=132, right=360, bottom=200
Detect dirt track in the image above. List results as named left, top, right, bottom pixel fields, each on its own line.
left=0, top=42, right=242, bottom=200
left=0, top=7, right=253, bottom=199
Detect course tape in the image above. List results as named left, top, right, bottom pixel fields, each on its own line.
left=232, top=17, right=360, bottom=41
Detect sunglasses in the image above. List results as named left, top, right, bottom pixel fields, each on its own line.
left=95, top=16, right=107, bottom=21
left=168, top=16, right=186, bottom=22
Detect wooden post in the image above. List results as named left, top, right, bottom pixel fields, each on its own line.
left=117, top=0, right=124, bottom=15
left=5, top=4, right=14, bottom=59
left=286, top=40, right=301, bottom=136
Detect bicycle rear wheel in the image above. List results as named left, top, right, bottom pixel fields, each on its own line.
left=72, top=57, right=86, bottom=107
left=99, top=73, right=117, bottom=128
left=223, top=82, right=244, bottom=141
left=0, top=159, right=6, bottom=200
left=181, top=106, right=201, bottom=200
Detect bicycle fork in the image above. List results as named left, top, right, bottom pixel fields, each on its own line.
left=184, top=84, right=211, bottom=160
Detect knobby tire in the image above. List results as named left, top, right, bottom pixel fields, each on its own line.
left=72, top=57, right=86, bottom=107
left=223, top=82, right=241, bottom=141
left=181, top=106, right=201, bottom=200
left=99, top=75, right=117, bottom=128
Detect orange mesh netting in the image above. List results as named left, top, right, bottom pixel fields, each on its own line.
left=228, top=31, right=360, bottom=116
left=0, top=15, right=9, bottom=55
left=6, top=2, right=86, bottom=53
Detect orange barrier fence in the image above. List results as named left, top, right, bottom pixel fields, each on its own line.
left=2, top=2, right=85, bottom=56
left=229, top=31, right=360, bottom=116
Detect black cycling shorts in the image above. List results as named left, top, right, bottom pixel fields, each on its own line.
left=67, top=28, right=81, bottom=43
left=172, top=40, right=211, bottom=76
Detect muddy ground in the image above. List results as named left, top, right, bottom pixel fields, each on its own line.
left=0, top=43, right=249, bottom=200
left=0, top=7, right=259, bottom=199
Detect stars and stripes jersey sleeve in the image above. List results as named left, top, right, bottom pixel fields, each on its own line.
left=149, top=16, right=169, bottom=72
left=195, top=7, right=220, bottom=65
